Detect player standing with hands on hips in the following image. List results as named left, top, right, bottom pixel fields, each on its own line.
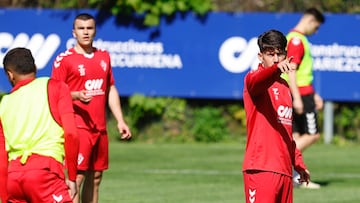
left=283, top=7, right=325, bottom=189
left=0, top=47, right=79, bottom=202
left=242, top=29, right=310, bottom=203
left=51, top=13, right=132, bottom=203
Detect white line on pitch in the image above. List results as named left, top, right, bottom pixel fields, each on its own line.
left=141, top=169, right=360, bottom=178
left=142, top=169, right=241, bottom=175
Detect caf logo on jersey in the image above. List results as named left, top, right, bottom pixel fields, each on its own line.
left=277, top=105, right=293, bottom=125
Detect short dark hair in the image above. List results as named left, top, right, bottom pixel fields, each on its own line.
left=257, top=29, right=287, bottom=53
left=3, top=47, right=36, bottom=75
left=305, top=7, right=325, bottom=23
left=73, top=13, right=95, bottom=28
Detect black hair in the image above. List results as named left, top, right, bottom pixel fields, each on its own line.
left=257, top=29, right=287, bottom=53
left=3, top=47, right=36, bottom=75
left=305, top=7, right=325, bottom=23
left=73, top=13, right=95, bottom=28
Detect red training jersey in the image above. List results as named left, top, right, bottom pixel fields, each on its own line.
left=52, top=47, right=115, bottom=132
left=242, top=64, right=307, bottom=177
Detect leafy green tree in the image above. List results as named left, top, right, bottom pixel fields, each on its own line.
left=90, top=0, right=214, bottom=26
left=3, top=0, right=359, bottom=27
left=3, top=0, right=214, bottom=26
left=212, top=0, right=360, bottom=13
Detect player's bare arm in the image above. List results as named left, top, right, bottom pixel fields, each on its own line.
left=314, top=93, right=323, bottom=110
left=287, top=62, right=304, bottom=114
left=108, top=85, right=132, bottom=140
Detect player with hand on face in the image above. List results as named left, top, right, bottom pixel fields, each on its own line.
left=283, top=7, right=325, bottom=189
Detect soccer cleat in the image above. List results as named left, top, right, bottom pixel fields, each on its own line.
left=298, top=181, right=321, bottom=189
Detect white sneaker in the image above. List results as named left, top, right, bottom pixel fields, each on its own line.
left=299, top=181, right=321, bottom=189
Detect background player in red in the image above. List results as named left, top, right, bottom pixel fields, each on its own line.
left=0, top=47, right=79, bottom=202
left=242, top=30, right=310, bottom=203
left=51, top=13, right=132, bottom=203
left=284, top=7, right=325, bottom=189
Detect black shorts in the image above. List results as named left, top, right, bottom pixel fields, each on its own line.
left=293, top=93, right=319, bottom=135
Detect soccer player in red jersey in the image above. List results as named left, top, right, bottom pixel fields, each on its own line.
left=0, top=47, right=79, bottom=202
left=51, top=13, right=131, bottom=203
left=284, top=8, right=325, bottom=189
left=242, top=30, right=310, bottom=203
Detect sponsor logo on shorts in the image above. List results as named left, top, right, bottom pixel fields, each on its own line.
left=249, top=189, right=256, bottom=203
left=52, top=194, right=63, bottom=202
left=306, top=112, right=317, bottom=134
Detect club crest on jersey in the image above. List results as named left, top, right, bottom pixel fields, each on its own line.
left=78, top=153, right=84, bottom=165
left=100, top=60, right=107, bottom=71
left=78, top=64, right=85, bottom=76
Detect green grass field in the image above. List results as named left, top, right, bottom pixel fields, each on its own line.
left=99, top=142, right=360, bottom=203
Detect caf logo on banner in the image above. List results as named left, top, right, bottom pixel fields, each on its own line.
left=0, top=32, right=60, bottom=70
left=218, top=36, right=259, bottom=73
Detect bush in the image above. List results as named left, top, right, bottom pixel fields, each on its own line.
left=190, top=106, right=228, bottom=142
left=112, top=94, right=244, bottom=143
left=108, top=94, right=360, bottom=144
left=334, top=102, right=360, bottom=142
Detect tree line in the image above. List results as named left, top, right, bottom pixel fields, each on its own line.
left=1, top=0, right=359, bottom=26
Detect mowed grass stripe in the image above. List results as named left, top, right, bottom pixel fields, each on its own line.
left=141, top=169, right=242, bottom=175
left=99, top=142, right=360, bottom=203
left=140, top=169, right=360, bottom=179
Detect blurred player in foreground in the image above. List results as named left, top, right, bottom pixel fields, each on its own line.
left=242, top=29, right=310, bottom=203
left=284, top=7, right=325, bottom=189
left=0, top=47, right=79, bottom=202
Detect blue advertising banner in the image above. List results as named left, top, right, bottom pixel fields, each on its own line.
left=0, top=9, right=359, bottom=101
